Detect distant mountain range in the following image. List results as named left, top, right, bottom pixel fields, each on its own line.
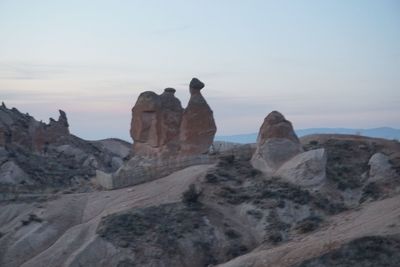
left=215, top=127, right=400, bottom=144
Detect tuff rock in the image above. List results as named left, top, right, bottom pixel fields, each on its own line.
left=251, top=111, right=303, bottom=174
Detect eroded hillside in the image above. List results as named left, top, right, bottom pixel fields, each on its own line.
left=1, top=99, right=399, bottom=267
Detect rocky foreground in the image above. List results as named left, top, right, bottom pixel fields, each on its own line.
left=1, top=79, right=400, bottom=267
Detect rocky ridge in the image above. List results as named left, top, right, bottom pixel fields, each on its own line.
left=0, top=104, right=130, bottom=198
left=0, top=85, right=400, bottom=267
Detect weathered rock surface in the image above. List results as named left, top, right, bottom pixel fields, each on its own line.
left=109, top=154, right=213, bottom=189
left=130, top=89, right=183, bottom=157
left=130, top=88, right=184, bottom=157
left=179, top=78, right=217, bottom=155
left=251, top=111, right=303, bottom=174
left=275, top=148, right=327, bottom=187
left=0, top=104, right=69, bottom=152
left=0, top=161, right=33, bottom=185
left=0, top=104, right=131, bottom=195
left=368, top=152, right=397, bottom=182
left=130, top=78, right=216, bottom=158
left=112, top=78, right=217, bottom=189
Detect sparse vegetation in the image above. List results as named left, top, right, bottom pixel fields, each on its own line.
left=265, top=209, right=290, bottom=244
left=297, top=236, right=400, bottom=267
left=296, top=216, right=323, bottom=233
left=224, top=229, right=241, bottom=239
left=304, top=138, right=376, bottom=190
left=97, top=202, right=249, bottom=266
left=268, top=231, right=283, bottom=244
left=117, top=259, right=136, bottom=267
left=182, top=184, right=201, bottom=207
left=360, top=182, right=382, bottom=203
left=313, top=193, right=347, bottom=215
left=247, top=209, right=263, bottom=220
left=97, top=203, right=209, bottom=253
left=226, top=244, right=248, bottom=258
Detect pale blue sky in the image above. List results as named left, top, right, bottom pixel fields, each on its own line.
left=0, top=0, right=399, bottom=141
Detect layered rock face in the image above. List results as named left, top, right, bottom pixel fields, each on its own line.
left=0, top=103, right=69, bottom=152
left=130, top=78, right=216, bottom=158
left=251, top=111, right=303, bottom=174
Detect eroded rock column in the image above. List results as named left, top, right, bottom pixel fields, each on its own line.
left=179, top=78, right=217, bottom=155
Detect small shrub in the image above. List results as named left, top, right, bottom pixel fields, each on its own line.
left=182, top=184, right=201, bottom=206
left=224, top=229, right=240, bottom=239
left=296, top=216, right=322, bottom=233
left=268, top=231, right=283, bottom=244
left=313, top=193, right=347, bottom=215
left=220, top=155, right=235, bottom=164
left=226, top=244, right=248, bottom=257
left=205, top=173, right=218, bottom=183
left=247, top=209, right=263, bottom=220
left=360, top=182, right=381, bottom=203
left=117, top=259, right=136, bottom=267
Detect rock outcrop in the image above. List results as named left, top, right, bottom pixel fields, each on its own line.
left=0, top=103, right=69, bottom=152
left=251, top=111, right=303, bottom=174
left=368, top=152, right=397, bottom=182
left=179, top=78, right=217, bottom=155
left=130, top=89, right=183, bottom=157
left=130, top=78, right=216, bottom=158
left=275, top=148, right=327, bottom=187
left=107, top=78, right=217, bottom=189
left=0, top=103, right=131, bottom=195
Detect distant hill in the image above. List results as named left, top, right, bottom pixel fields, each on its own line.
left=215, top=127, right=400, bottom=144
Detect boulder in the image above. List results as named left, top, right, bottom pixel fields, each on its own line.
left=251, top=111, right=303, bottom=174
left=0, top=161, right=33, bottom=185
left=95, top=139, right=131, bottom=159
left=275, top=148, right=327, bottom=187
left=368, top=153, right=397, bottom=182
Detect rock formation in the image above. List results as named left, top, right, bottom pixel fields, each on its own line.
left=130, top=78, right=216, bottom=158
left=251, top=111, right=303, bottom=174
left=0, top=104, right=69, bottom=152
left=275, top=148, right=327, bottom=187
left=108, top=78, right=217, bottom=189
left=179, top=78, right=217, bottom=155
left=368, top=152, right=397, bottom=182
left=0, top=104, right=130, bottom=191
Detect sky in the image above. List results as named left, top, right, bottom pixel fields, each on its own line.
left=0, top=0, right=399, bottom=141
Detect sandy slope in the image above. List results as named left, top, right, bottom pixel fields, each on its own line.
left=0, top=164, right=213, bottom=267
left=219, top=194, right=400, bottom=267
